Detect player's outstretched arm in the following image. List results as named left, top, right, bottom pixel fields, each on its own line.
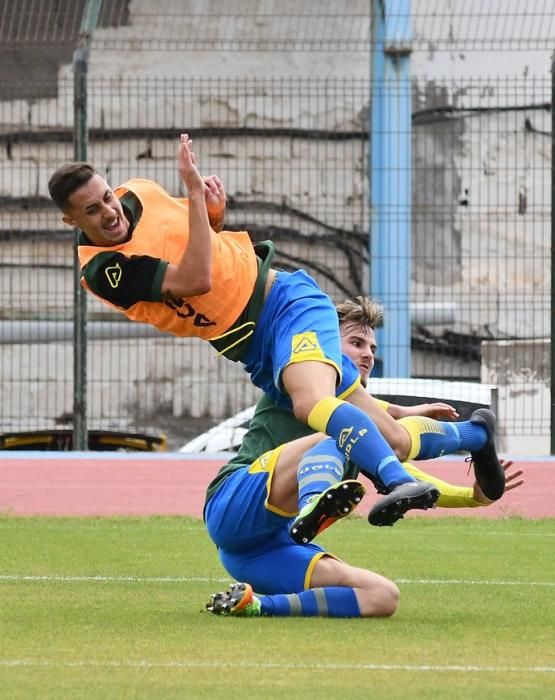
left=162, top=134, right=213, bottom=299
left=385, top=401, right=459, bottom=421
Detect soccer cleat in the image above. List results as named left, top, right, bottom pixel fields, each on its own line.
left=368, top=480, right=440, bottom=527
left=363, top=472, right=389, bottom=495
left=205, top=582, right=261, bottom=617
left=468, top=408, right=505, bottom=501
left=289, top=479, right=366, bottom=544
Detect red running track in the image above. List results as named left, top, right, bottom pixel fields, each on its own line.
left=1, top=453, right=554, bottom=519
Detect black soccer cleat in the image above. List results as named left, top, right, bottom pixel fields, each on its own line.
left=368, top=481, right=440, bottom=527
left=468, top=408, right=505, bottom=501
left=290, top=480, right=366, bottom=544
left=359, top=469, right=389, bottom=495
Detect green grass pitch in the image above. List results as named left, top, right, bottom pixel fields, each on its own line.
left=1, top=514, right=554, bottom=699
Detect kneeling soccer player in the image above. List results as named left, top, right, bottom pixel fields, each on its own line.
left=203, top=433, right=521, bottom=618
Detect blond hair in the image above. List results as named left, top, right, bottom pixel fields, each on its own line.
left=336, top=296, right=383, bottom=330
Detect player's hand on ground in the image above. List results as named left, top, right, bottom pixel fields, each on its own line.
left=177, top=133, right=204, bottom=195
left=203, top=175, right=226, bottom=229
left=472, top=459, right=524, bottom=504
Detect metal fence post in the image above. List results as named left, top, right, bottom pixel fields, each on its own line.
left=72, top=0, right=102, bottom=451
left=551, top=51, right=555, bottom=455
left=370, top=0, right=412, bottom=377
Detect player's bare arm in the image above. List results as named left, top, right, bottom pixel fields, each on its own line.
left=385, top=401, right=459, bottom=421
left=161, top=134, right=213, bottom=299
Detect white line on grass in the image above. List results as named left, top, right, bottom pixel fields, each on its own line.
left=0, top=574, right=554, bottom=587
left=0, top=523, right=204, bottom=532
left=396, top=578, right=555, bottom=586
left=0, top=659, right=554, bottom=674
left=0, top=574, right=228, bottom=583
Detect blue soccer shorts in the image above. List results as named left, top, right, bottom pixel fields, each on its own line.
left=242, top=269, right=360, bottom=410
left=204, top=446, right=331, bottom=594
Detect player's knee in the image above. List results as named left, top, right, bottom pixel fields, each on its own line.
left=389, top=430, right=411, bottom=462
left=358, top=579, right=400, bottom=618
left=380, top=580, right=400, bottom=616
left=292, top=402, right=311, bottom=425
left=290, top=394, right=318, bottom=425
left=283, top=364, right=338, bottom=426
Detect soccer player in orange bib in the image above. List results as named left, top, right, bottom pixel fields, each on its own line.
left=49, top=135, right=505, bottom=526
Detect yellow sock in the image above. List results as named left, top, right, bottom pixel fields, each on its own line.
left=307, top=397, right=344, bottom=433
left=404, top=463, right=481, bottom=508
left=397, top=416, right=423, bottom=460
left=397, top=415, right=459, bottom=461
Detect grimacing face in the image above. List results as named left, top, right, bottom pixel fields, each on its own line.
left=62, top=174, right=130, bottom=246
left=340, top=322, right=377, bottom=387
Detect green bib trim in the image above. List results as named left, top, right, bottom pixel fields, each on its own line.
left=209, top=240, right=276, bottom=362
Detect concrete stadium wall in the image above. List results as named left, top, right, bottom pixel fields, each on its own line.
left=0, top=1, right=552, bottom=451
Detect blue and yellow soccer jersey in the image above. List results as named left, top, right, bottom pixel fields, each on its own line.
left=241, top=269, right=360, bottom=409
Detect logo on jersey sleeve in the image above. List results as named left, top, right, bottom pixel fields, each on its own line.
left=293, top=333, right=318, bottom=353
left=291, top=332, right=326, bottom=362
left=105, top=262, right=122, bottom=288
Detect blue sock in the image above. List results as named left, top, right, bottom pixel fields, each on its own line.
left=325, top=402, right=415, bottom=488
left=418, top=419, right=462, bottom=459
left=457, top=421, right=488, bottom=451
left=259, top=587, right=360, bottom=617
left=399, top=416, right=488, bottom=460
left=297, top=438, right=345, bottom=510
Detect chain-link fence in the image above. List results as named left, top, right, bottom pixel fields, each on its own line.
left=0, top=0, right=553, bottom=452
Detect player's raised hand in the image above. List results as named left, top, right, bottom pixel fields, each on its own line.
left=203, top=175, right=226, bottom=229
left=177, top=133, right=204, bottom=195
